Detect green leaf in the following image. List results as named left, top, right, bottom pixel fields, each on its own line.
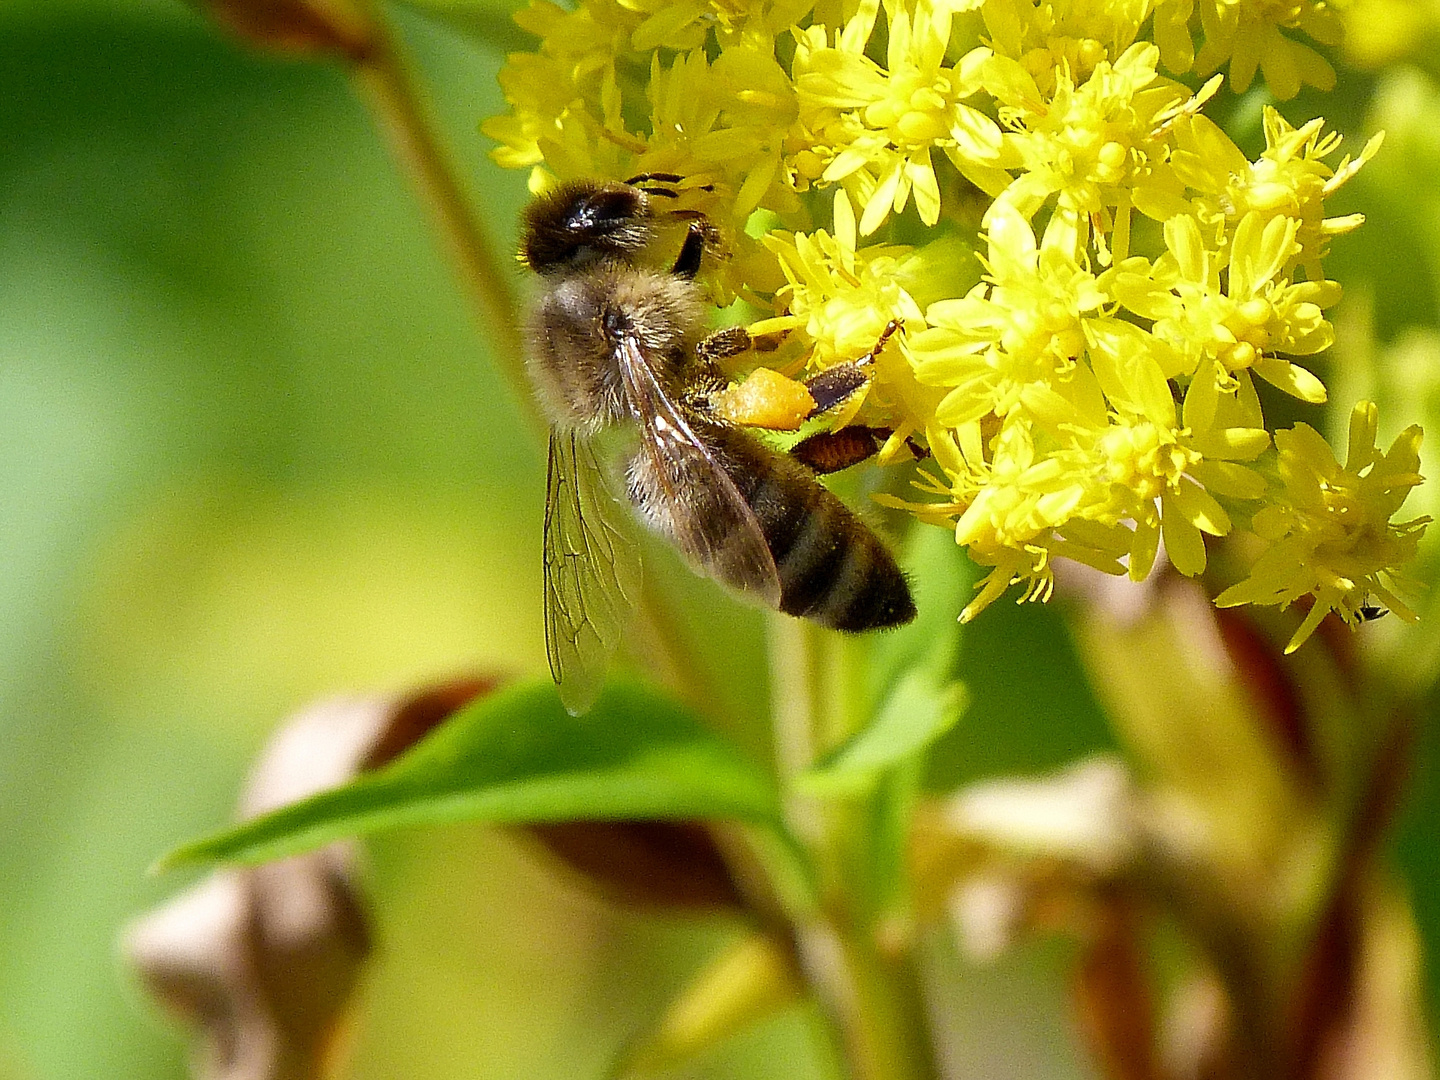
left=159, top=679, right=782, bottom=869
left=614, top=932, right=803, bottom=1078
left=791, top=525, right=973, bottom=798
left=796, top=669, right=968, bottom=797
left=868, top=523, right=975, bottom=699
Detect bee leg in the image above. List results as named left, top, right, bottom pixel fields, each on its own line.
left=670, top=221, right=708, bottom=279
left=676, top=328, right=751, bottom=413
left=748, top=326, right=791, bottom=354
left=695, top=326, right=753, bottom=364
left=804, top=363, right=870, bottom=417
left=844, top=319, right=903, bottom=364
left=791, top=427, right=928, bottom=474
left=792, top=426, right=891, bottom=474
left=801, top=319, right=904, bottom=418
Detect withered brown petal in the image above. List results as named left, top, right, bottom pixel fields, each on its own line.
left=362, top=676, right=498, bottom=771
left=127, top=855, right=369, bottom=1080
left=127, top=677, right=497, bottom=1079
left=1072, top=900, right=1160, bottom=1080
left=523, top=821, right=749, bottom=912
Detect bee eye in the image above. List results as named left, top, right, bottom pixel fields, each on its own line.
left=568, top=189, right=644, bottom=237
left=522, top=181, right=653, bottom=273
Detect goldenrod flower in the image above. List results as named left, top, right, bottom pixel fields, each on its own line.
left=794, top=0, right=1002, bottom=232
left=1107, top=211, right=1338, bottom=400
left=1165, top=108, right=1381, bottom=275
left=910, top=202, right=1109, bottom=427
left=1216, top=403, right=1430, bottom=652
left=624, top=0, right=814, bottom=51
left=981, top=43, right=1194, bottom=257
left=487, top=0, right=1429, bottom=641
left=1191, top=0, right=1342, bottom=99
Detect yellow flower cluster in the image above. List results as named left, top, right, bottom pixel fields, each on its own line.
left=486, top=0, right=1428, bottom=646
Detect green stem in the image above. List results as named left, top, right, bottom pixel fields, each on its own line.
left=348, top=4, right=543, bottom=440
left=769, top=617, right=939, bottom=1080
left=770, top=617, right=825, bottom=843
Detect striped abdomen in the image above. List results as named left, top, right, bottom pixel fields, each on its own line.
left=704, top=422, right=915, bottom=631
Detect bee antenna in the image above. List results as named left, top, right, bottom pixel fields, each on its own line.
left=623, top=173, right=717, bottom=199
left=624, top=172, right=686, bottom=186
left=858, top=320, right=904, bottom=366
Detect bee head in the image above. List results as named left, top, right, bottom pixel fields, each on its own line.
left=521, top=180, right=653, bottom=274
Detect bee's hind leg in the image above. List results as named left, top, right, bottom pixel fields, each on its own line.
left=680, top=326, right=753, bottom=413
left=695, top=326, right=752, bottom=364
left=790, top=321, right=916, bottom=472
left=791, top=427, right=929, bottom=474
left=801, top=319, right=904, bottom=417
left=803, top=364, right=871, bottom=417
left=792, top=427, right=889, bottom=474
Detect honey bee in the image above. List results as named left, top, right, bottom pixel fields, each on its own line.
left=521, top=176, right=916, bottom=713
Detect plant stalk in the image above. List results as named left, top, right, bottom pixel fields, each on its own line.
left=349, top=3, right=543, bottom=440
left=769, top=616, right=939, bottom=1080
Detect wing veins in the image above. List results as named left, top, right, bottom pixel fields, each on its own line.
left=543, top=429, right=638, bottom=714
left=615, top=334, right=782, bottom=607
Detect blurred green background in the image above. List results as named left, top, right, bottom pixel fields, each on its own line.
left=2, top=2, right=1437, bottom=1078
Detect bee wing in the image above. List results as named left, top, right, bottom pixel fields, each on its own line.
left=544, top=429, right=641, bottom=715
left=615, top=334, right=782, bottom=608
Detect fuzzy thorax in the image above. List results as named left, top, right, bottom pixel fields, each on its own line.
left=525, top=265, right=706, bottom=432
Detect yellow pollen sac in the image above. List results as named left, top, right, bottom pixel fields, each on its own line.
left=1041, top=302, right=1072, bottom=333
left=910, top=86, right=946, bottom=113
left=738, top=89, right=782, bottom=109
left=713, top=367, right=817, bottom=431
left=1102, top=444, right=1136, bottom=479
left=1221, top=341, right=1258, bottom=369
left=866, top=100, right=901, bottom=128
left=1247, top=181, right=1294, bottom=213
left=1162, top=446, right=1193, bottom=480
left=1238, top=298, right=1272, bottom=326
left=898, top=110, right=947, bottom=142
left=1110, top=457, right=1159, bottom=499
left=1077, top=41, right=1104, bottom=70
left=793, top=150, right=825, bottom=180
left=1021, top=49, right=1050, bottom=79
left=1097, top=141, right=1127, bottom=173
left=1240, top=325, right=1272, bottom=349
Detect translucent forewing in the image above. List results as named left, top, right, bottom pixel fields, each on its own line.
left=543, top=429, right=641, bottom=715
left=615, top=335, right=783, bottom=608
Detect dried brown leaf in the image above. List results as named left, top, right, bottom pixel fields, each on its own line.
left=126, top=677, right=495, bottom=1079
left=523, top=820, right=748, bottom=912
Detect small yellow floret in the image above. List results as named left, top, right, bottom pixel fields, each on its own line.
left=1215, top=402, right=1430, bottom=652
